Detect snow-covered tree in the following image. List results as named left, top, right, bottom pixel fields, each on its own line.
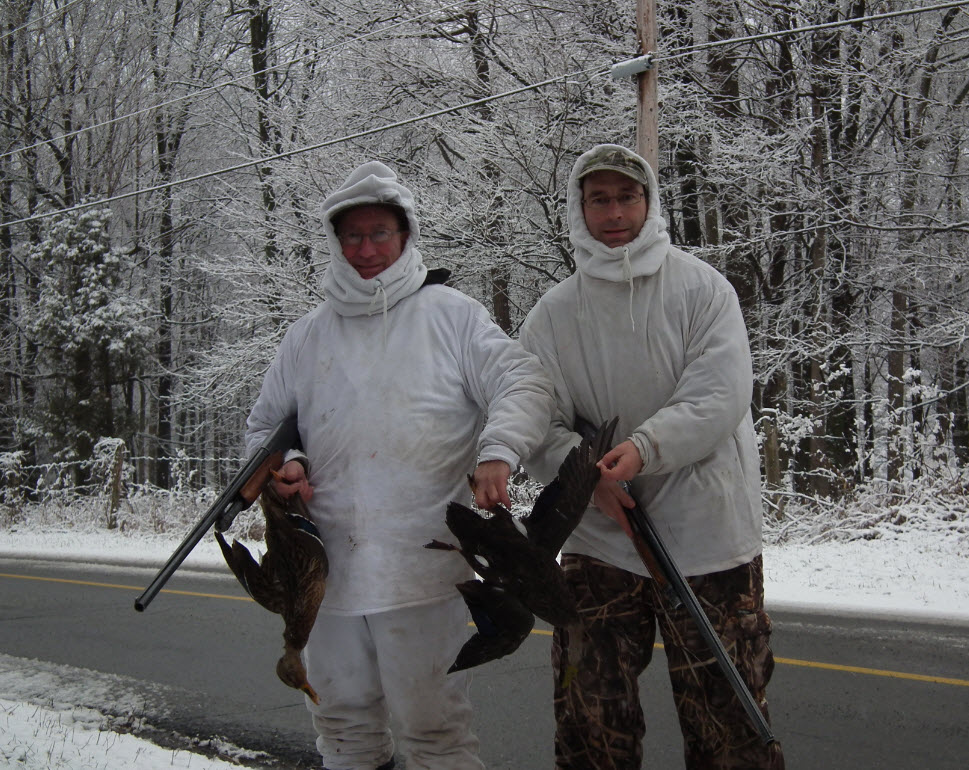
left=0, top=0, right=966, bottom=505
left=25, top=206, right=148, bottom=481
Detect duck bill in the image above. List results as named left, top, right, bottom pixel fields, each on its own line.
left=301, top=681, right=321, bottom=705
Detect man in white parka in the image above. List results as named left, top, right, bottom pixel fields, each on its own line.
left=246, top=161, right=554, bottom=770
left=520, top=145, right=784, bottom=769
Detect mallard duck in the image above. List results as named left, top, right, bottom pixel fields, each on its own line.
left=215, top=482, right=328, bottom=704
left=426, top=417, right=618, bottom=670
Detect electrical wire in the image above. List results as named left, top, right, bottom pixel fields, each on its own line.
left=0, top=0, right=90, bottom=42
left=0, top=0, right=477, bottom=163
left=660, top=0, right=968, bottom=62
left=6, top=1, right=961, bottom=165
left=3, top=0, right=965, bottom=229
left=0, top=62, right=609, bottom=229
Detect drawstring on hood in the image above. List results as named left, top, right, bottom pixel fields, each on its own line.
left=320, top=161, right=428, bottom=319
left=368, top=279, right=389, bottom=319
left=368, top=279, right=390, bottom=346
left=567, top=144, right=671, bottom=330
left=621, top=246, right=636, bottom=331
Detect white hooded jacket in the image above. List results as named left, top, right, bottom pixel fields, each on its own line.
left=246, top=162, right=554, bottom=613
left=520, top=145, right=762, bottom=577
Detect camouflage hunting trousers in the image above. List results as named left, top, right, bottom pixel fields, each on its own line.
left=552, top=553, right=785, bottom=770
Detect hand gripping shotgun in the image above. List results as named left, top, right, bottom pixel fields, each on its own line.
left=575, top=416, right=776, bottom=746
left=133, top=415, right=301, bottom=612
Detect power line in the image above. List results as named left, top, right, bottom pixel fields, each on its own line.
left=3, top=0, right=965, bottom=229
left=0, top=63, right=609, bottom=230
left=660, top=0, right=967, bottom=62
left=0, top=0, right=90, bottom=42
left=0, top=0, right=476, bottom=163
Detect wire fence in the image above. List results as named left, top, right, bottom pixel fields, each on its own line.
left=2, top=446, right=240, bottom=497
left=0, top=442, right=244, bottom=532
left=0, top=444, right=543, bottom=538
left=2, top=442, right=966, bottom=548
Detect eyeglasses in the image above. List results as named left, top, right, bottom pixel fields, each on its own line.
left=582, top=193, right=645, bottom=210
left=337, top=229, right=403, bottom=246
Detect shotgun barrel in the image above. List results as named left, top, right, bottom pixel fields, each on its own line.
left=133, top=415, right=300, bottom=612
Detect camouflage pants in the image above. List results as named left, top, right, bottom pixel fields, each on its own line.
left=552, top=553, right=785, bottom=770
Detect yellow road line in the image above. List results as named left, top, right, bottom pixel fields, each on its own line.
left=4, top=571, right=968, bottom=687
left=773, top=655, right=969, bottom=687
left=0, top=571, right=252, bottom=603
left=521, top=626, right=969, bottom=687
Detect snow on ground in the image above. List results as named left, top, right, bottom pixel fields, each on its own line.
left=0, top=697, right=251, bottom=769
left=1, top=490, right=967, bottom=767
left=3, top=499, right=967, bottom=623
left=0, top=644, right=271, bottom=769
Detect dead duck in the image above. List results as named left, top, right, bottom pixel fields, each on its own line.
left=426, top=417, right=618, bottom=670
left=215, top=481, right=328, bottom=704
left=447, top=579, right=535, bottom=673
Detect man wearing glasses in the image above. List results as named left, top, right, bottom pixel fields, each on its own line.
left=246, top=160, right=554, bottom=770
left=520, top=145, right=784, bottom=769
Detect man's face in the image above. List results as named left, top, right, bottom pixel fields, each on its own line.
left=336, top=205, right=408, bottom=280
left=581, top=170, right=648, bottom=249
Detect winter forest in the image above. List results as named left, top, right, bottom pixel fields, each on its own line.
left=1, top=0, right=968, bottom=522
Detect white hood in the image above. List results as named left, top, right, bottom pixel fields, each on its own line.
left=567, top=144, right=671, bottom=282
left=320, top=161, right=428, bottom=317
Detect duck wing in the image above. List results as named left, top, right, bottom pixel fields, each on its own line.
left=278, top=517, right=328, bottom=651
left=215, top=532, right=286, bottom=615
left=523, top=417, right=618, bottom=556
left=440, top=501, right=579, bottom=626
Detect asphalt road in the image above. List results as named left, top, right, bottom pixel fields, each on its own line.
left=1, top=558, right=968, bottom=768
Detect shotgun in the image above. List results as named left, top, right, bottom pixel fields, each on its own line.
left=133, top=414, right=300, bottom=612
left=575, top=416, right=776, bottom=746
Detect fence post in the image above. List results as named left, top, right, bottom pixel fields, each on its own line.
left=100, top=440, right=127, bottom=529
left=0, top=451, right=25, bottom=518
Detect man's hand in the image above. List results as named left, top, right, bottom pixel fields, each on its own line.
left=594, top=440, right=643, bottom=538
left=471, top=459, right=512, bottom=510
left=592, top=477, right=635, bottom=537
left=597, top=439, right=644, bottom=482
left=272, top=459, right=314, bottom=503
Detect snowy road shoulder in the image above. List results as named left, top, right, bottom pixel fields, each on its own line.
left=0, top=653, right=271, bottom=769
left=0, top=697, right=248, bottom=769
left=764, top=528, right=969, bottom=626
left=2, top=525, right=967, bottom=625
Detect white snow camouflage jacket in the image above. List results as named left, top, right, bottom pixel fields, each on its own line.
left=246, top=161, right=554, bottom=613
left=520, top=145, right=763, bottom=577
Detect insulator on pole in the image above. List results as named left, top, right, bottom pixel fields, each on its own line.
left=610, top=54, right=655, bottom=80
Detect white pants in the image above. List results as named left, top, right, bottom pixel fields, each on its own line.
left=304, top=594, right=485, bottom=770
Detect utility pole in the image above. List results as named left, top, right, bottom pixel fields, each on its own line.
left=637, top=0, right=659, bottom=172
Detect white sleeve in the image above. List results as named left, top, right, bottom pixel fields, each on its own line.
left=517, top=302, right=582, bottom=485
left=460, top=303, right=554, bottom=470
left=631, top=288, right=753, bottom=475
